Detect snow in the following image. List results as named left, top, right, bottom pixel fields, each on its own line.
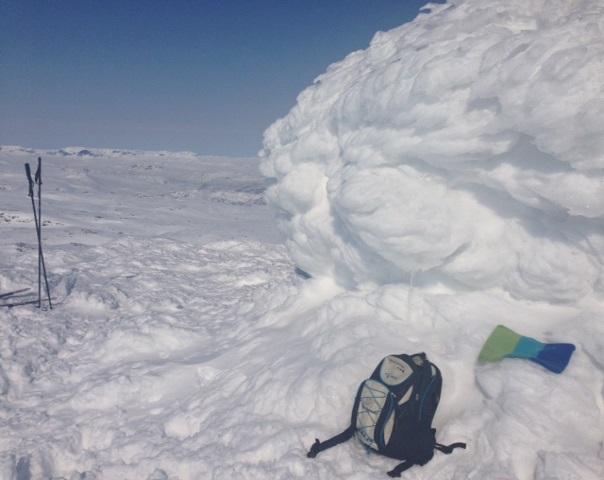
left=261, top=0, right=604, bottom=301
left=259, top=0, right=603, bottom=477
left=1, top=146, right=299, bottom=479
left=2, top=0, right=604, bottom=478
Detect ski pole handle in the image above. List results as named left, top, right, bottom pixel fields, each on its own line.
left=25, top=163, right=34, bottom=197
left=35, top=157, right=42, bottom=185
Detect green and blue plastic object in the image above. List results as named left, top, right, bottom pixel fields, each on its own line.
left=478, top=325, right=575, bottom=374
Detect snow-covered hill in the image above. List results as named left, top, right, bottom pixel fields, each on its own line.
left=0, top=145, right=279, bottom=246
left=2, top=0, right=604, bottom=478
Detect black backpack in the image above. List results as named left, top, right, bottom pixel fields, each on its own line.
left=307, top=353, right=466, bottom=477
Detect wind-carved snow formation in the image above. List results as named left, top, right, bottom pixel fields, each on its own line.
left=261, top=0, right=604, bottom=302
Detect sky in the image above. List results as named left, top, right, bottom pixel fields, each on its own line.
left=1, top=0, right=439, bottom=157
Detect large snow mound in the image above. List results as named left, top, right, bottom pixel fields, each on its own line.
left=261, top=0, right=604, bottom=302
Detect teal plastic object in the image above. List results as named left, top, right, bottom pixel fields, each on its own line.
left=478, top=325, right=575, bottom=374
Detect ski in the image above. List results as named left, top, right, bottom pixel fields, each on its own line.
left=0, top=297, right=55, bottom=308
left=0, top=288, right=30, bottom=300
left=1, top=291, right=35, bottom=301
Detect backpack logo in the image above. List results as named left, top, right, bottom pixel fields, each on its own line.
left=380, top=356, right=412, bottom=385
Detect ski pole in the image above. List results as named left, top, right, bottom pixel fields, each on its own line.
left=25, top=163, right=40, bottom=308
left=36, top=159, right=42, bottom=307
left=25, top=162, right=52, bottom=309
left=35, top=158, right=52, bottom=309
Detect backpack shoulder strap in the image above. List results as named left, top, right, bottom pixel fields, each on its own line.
left=435, top=442, right=466, bottom=454
left=387, top=459, right=414, bottom=477
left=387, top=439, right=465, bottom=477
left=307, top=425, right=355, bottom=458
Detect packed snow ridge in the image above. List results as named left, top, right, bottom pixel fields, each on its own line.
left=262, top=0, right=604, bottom=302
left=2, top=0, right=604, bottom=479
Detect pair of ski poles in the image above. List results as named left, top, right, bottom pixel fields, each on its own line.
left=25, top=157, right=52, bottom=309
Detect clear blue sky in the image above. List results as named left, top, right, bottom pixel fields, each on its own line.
left=1, top=0, right=438, bottom=156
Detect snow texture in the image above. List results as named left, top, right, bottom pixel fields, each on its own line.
left=259, top=0, right=604, bottom=478
left=1, top=146, right=300, bottom=479
left=261, top=0, right=604, bottom=303
left=2, top=0, right=604, bottom=478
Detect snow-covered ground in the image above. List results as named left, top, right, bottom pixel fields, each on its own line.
left=2, top=0, right=604, bottom=479
left=1, top=146, right=301, bottom=479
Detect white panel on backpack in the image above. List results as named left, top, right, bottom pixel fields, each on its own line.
left=380, top=356, right=413, bottom=386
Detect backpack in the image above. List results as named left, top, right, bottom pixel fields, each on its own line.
left=307, top=353, right=466, bottom=477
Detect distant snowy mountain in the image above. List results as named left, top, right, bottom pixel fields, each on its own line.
left=1, top=144, right=214, bottom=160
left=0, top=144, right=272, bottom=246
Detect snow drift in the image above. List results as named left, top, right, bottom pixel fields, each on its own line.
left=258, top=0, right=604, bottom=478
left=261, top=0, right=604, bottom=302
